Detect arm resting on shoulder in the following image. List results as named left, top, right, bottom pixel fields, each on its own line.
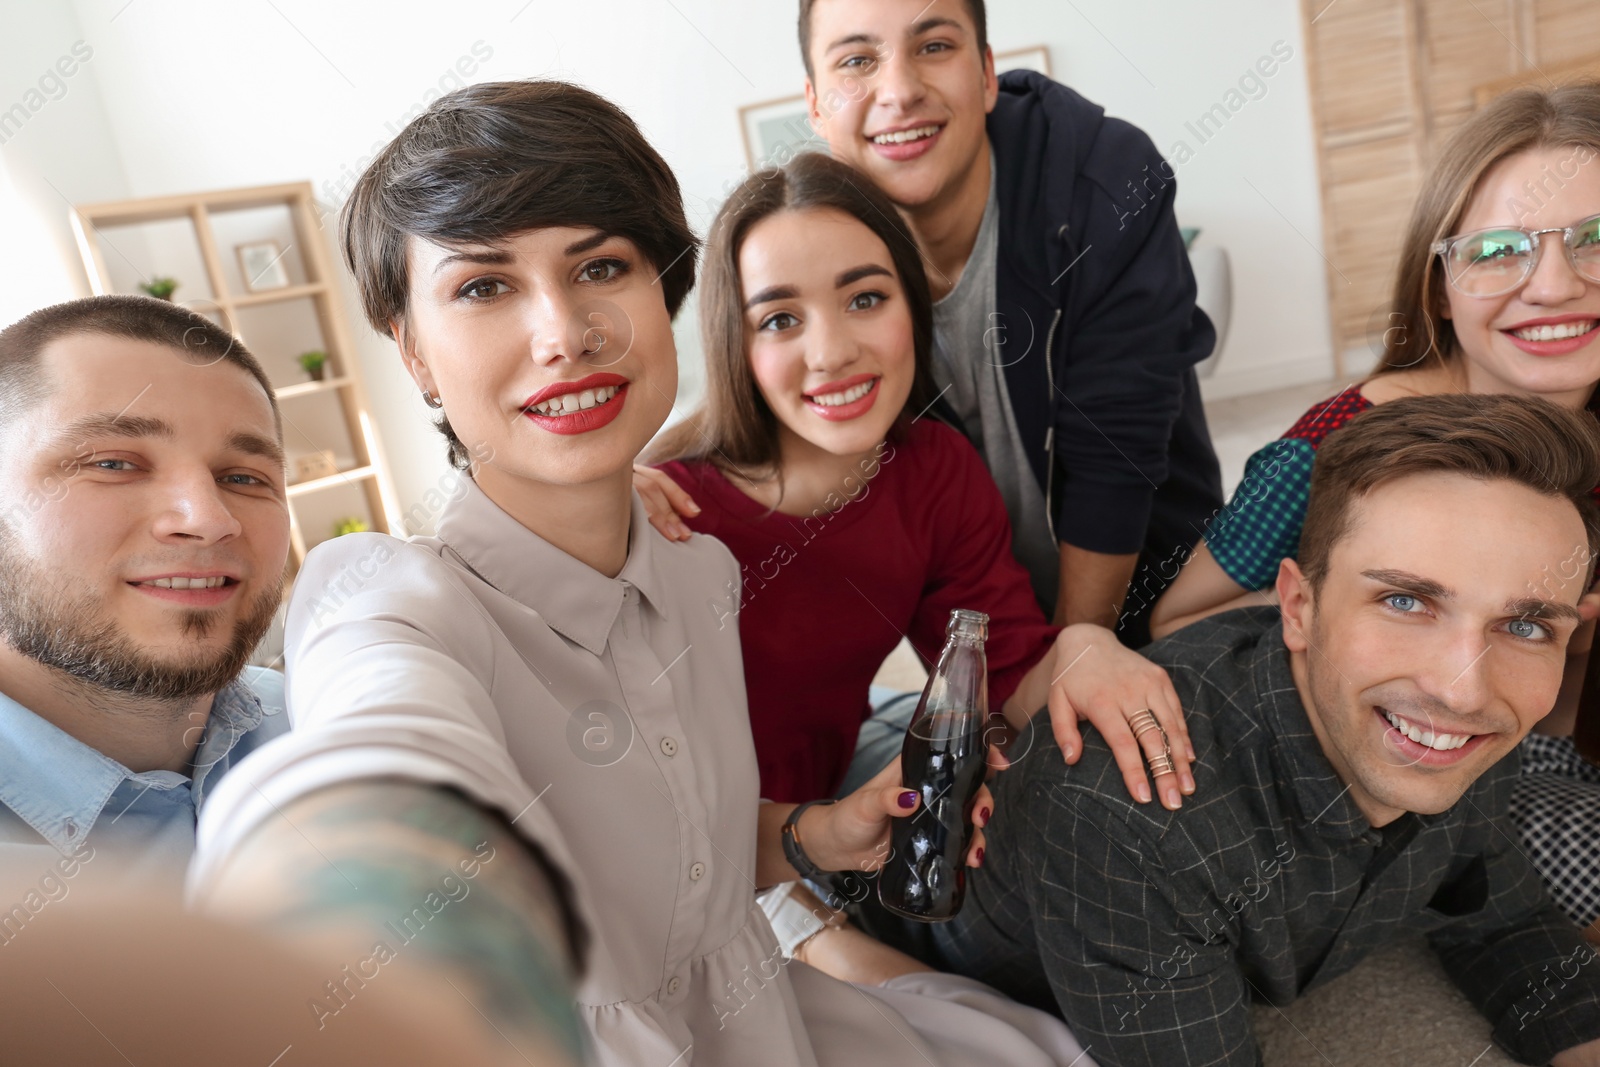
left=1054, top=543, right=1140, bottom=629
left=1149, top=541, right=1274, bottom=640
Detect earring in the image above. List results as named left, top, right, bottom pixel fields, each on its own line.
left=421, top=389, right=443, bottom=409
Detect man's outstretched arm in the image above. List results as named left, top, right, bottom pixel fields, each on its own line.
left=196, top=778, right=588, bottom=1066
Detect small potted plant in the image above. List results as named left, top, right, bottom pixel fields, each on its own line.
left=298, top=350, right=329, bottom=382
left=333, top=516, right=369, bottom=537
left=138, top=276, right=179, bottom=301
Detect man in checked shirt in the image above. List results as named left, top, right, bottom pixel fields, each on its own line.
left=933, top=393, right=1600, bottom=1066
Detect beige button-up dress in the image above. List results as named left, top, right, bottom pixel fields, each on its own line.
left=191, top=479, right=1089, bottom=1067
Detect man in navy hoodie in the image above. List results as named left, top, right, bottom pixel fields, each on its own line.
left=799, top=0, right=1222, bottom=646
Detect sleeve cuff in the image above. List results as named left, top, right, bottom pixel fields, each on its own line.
left=1055, top=481, right=1157, bottom=555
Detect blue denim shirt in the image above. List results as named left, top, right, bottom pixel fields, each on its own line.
left=0, top=666, right=289, bottom=880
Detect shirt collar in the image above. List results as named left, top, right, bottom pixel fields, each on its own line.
left=189, top=679, right=265, bottom=805
left=434, top=477, right=667, bottom=655
left=0, top=679, right=264, bottom=853
left=1247, top=628, right=1373, bottom=841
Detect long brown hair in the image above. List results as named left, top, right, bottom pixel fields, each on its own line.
left=1376, top=81, right=1600, bottom=376
left=648, top=152, right=940, bottom=473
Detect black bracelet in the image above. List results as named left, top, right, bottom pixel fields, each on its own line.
left=780, top=799, right=836, bottom=883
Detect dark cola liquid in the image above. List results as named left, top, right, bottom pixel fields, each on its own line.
left=877, top=710, right=987, bottom=922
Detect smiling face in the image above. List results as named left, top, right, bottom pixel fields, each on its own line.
left=739, top=207, right=918, bottom=460
left=400, top=227, right=678, bottom=496
left=803, top=0, right=997, bottom=212
left=1277, top=472, right=1587, bottom=826
left=0, top=334, right=289, bottom=700
left=1442, top=146, right=1600, bottom=407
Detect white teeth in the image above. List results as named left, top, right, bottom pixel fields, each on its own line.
left=1511, top=319, right=1595, bottom=342
left=808, top=380, right=875, bottom=407
left=143, top=576, right=226, bottom=590
left=872, top=124, right=941, bottom=145
left=1383, top=709, right=1471, bottom=751
left=531, top=384, right=619, bottom=416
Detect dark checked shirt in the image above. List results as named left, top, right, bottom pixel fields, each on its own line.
left=933, top=607, right=1600, bottom=1066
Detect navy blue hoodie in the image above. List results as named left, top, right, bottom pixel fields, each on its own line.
left=986, top=71, right=1222, bottom=640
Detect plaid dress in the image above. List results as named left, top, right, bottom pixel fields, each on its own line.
left=1204, top=385, right=1600, bottom=931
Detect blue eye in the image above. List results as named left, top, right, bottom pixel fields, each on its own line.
left=1507, top=618, right=1550, bottom=641
left=1384, top=593, right=1422, bottom=613
left=93, top=458, right=135, bottom=471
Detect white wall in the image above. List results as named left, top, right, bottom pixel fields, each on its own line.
left=0, top=2, right=133, bottom=322
left=4, top=0, right=1333, bottom=525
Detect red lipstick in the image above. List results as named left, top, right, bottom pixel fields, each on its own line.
left=521, top=373, right=630, bottom=436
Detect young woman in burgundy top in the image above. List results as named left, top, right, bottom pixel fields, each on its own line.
left=635, top=152, right=1195, bottom=818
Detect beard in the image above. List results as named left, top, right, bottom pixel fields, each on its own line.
left=0, top=526, right=282, bottom=704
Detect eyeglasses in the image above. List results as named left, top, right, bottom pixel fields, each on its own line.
left=1432, top=212, right=1600, bottom=297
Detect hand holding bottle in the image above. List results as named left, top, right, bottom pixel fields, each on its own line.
left=790, top=753, right=998, bottom=885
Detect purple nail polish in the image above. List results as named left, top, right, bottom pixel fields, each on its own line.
left=898, top=790, right=918, bottom=809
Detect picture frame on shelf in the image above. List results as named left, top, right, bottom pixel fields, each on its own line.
left=293, top=449, right=339, bottom=484
left=237, top=239, right=290, bottom=291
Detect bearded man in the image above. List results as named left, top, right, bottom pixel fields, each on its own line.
left=0, top=296, right=290, bottom=885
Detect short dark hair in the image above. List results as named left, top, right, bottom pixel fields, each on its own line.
left=340, top=79, right=698, bottom=470
left=798, top=0, right=988, bottom=80
left=0, top=295, right=278, bottom=435
left=1301, top=393, right=1600, bottom=588
left=646, top=151, right=940, bottom=474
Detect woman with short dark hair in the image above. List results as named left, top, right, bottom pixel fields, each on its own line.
left=202, top=80, right=1093, bottom=1066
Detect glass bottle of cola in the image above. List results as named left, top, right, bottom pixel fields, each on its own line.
left=878, top=608, right=990, bottom=922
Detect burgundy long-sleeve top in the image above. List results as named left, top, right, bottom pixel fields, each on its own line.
left=656, top=420, right=1060, bottom=803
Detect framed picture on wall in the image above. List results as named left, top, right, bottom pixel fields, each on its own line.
left=236, top=239, right=290, bottom=292
left=738, top=95, right=827, bottom=171
left=994, top=45, right=1052, bottom=77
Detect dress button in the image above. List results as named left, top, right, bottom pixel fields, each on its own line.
left=690, top=861, right=706, bottom=881
left=660, top=736, right=678, bottom=757
left=666, top=976, right=682, bottom=996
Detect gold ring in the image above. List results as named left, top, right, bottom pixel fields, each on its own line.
left=1128, top=708, right=1162, bottom=740
left=1147, top=751, right=1177, bottom=778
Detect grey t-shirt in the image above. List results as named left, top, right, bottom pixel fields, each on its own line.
left=929, top=170, right=1061, bottom=616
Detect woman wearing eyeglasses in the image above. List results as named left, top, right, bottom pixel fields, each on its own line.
left=1150, top=82, right=1600, bottom=943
